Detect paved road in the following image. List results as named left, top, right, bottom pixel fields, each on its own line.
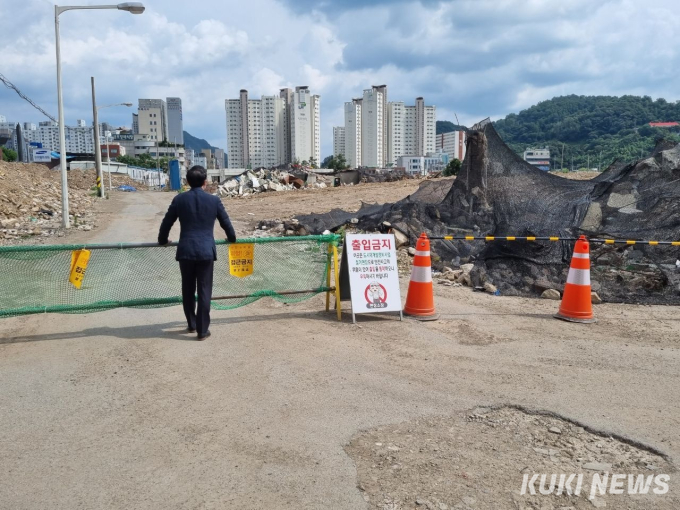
left=1, top=191, right=679, bottom=509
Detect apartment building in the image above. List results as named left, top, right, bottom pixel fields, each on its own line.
left=333, top=126, right=345, bottom=157
left=22, top=121, right=95, bottom=153
left=343, top=98, right=362, bottom=168
left=340, top=85, right=436, bottom=168
left=225, top=87, right=320, bottom=169
left=436, top=131, right=467, bottom=162
left=290, top=86, right=321, bottom=165
left=137, top=99, right=168, bottom=141
left=387, top=97, right=436, bottom=166
left=166, top=97, right=184, bottom=145
left=361, top=87, right=385, bottom=168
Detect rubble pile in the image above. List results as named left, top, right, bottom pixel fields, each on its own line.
left=294, top=122, right=680, bottom=304
left=0, top=161, right=145, bottom=243
left=216, top=168, right=329, bottom=197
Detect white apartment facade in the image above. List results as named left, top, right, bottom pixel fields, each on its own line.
left=225, top=87, right=320, bottom=169
left=361, top=87, right=385, bottom=168
left=137, top=99, right=168, bottom=141
left=339, top=85, right=436, bottom=169
left=22, top=121, right=95, bottom=153
left=166, top=97, right=184, bottom=145
left=436, top=131, right=467, bottom=162
left=290, top=86, right=321, bottom=165
left=343, top=99, right=362, bottom=168
left=387, top=97, right=436, bottom=166
left=333, top=126, right=345, bottom=157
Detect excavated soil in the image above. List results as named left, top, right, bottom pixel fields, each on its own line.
left=347, top=407, right=678, bottom=510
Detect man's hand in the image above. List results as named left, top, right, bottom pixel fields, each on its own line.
left=227, top=236, right=236, bottom=243
left=159, top=239, right=172, bottom=246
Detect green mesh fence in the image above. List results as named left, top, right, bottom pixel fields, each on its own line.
left=0, top=235, right=340, bottom=318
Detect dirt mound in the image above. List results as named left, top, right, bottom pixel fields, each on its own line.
left=0, top=161, right=147, bottom=243
left=346, top=406, right=677, bottom=510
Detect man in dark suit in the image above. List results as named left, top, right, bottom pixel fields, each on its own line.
left=158, top=165, right=236, bottom=340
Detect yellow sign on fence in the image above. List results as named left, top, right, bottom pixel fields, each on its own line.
left=229, top=243, right=254, bottom=278
left=69, top=249, right=91, bottom=289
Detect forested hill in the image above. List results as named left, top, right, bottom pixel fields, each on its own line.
left=493, top=95, right=680, bottom=170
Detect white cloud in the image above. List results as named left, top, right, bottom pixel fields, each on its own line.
left=1, top=0, right=679, bottom=155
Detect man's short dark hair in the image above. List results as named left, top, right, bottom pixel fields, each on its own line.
left=187, top=165, right=207, bottom=188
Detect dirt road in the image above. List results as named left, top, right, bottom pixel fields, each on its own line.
left=1, top=189, right=679, bottom=509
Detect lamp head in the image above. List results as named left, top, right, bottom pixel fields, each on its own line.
left=117, top=2, right=145, bottom=14
left=123, top=103, right=133, bottom=107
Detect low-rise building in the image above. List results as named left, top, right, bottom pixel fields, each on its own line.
left=523, top=148, right=551, bottom=171
left=100, top=143, right=126, bottom=159
left=436, top=131, right=466, bottom=162
left=397, top=154, right=446, bottom=175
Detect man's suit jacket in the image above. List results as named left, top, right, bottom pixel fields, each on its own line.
left=158, top=187, right=236, bottom=261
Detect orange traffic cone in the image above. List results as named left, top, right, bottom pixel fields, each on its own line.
left=555, top=235, right=596, bottom=323
left=403, top=233, right=439, bottom=320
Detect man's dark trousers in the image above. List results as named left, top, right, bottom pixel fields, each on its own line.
left=158, top=186, right=237, bottom=339
left=179, top=259, right=214, bottom=336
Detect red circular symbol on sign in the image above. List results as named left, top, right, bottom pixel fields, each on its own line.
left=365, top=283, right=387, bottom=304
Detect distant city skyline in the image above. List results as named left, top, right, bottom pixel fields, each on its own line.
left=1, top=0, right=679, bottom=158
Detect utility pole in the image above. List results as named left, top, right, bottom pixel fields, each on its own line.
left=156, top=138, right=160, bottom=189
left=91, top=77, right=104, bottom=197
left=587, top=154, right=590, bottom=170
left=106, top=131, right=112, bottom=191
left=561, top=143, right=565, bottom=171
left=599, top=151, right=602, bottom=172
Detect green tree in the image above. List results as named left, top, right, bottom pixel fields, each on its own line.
left=492, top=94, right=680, bottom=169
left=2, top=147, right=18, bottom=162
left=334, top=153, right=349, bottom=170
left=442, top=158, right=461, bottom=176
left=321, top=155, right=334, bottom=168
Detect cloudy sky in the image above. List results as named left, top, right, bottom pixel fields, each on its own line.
left=1, top=0, right=679, bottom=155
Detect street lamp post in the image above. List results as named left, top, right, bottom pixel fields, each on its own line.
left=55, top=2, right=145, bottom=227
left=94, top=102, right=132, bottom=196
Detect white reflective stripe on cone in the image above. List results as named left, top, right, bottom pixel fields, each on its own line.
left=572, top=252, right=590, bottom=259
left=566, top=268, right=591, bottom=286
left=410, top=265, right=432, bottom=283
left=415, top=250, right=431, bottom=257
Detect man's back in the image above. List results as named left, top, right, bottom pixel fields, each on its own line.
left=158, top=187, right=236, bottom=261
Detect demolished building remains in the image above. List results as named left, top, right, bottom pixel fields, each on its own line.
left=295, top=121, right=680, bottom=304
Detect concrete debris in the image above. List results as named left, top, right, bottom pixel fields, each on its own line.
left=393, top=228, right=409, bottom=248
left=582, top=462, right=612, bottom=472
left=591, top=292, right=603, bottom=304
left=541, top=289, right=562, bottom=300
left=306, top=123, right=680, bottom=304
left=0, top=161, right=145, bottom=244
left=216, top=168, right=330, bottom=197
left=483, top=282, right=498, bottom=294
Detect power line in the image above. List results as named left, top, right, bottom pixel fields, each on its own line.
left=0, top=72, right=57, bottom=123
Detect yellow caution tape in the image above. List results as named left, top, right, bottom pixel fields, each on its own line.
left=435, top=235, right=679, bottom=245
left=69, top=249, right=91, bottom=289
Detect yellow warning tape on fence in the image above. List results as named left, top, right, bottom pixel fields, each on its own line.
left=433, top=235, right=680, bottom=246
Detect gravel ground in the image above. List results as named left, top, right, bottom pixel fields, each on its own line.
left=0, top=190, right=678, bottom=509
